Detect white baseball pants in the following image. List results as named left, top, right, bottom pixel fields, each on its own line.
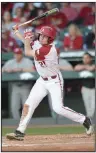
left=17, top=72, right=85, bottom=133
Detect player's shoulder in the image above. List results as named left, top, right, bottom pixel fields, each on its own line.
left=22, top=57, right=33, bottom=63
left=7, top=59, right=15, bottom=63
left=41, top=43, right=55, bottom=52
left=31, top=40, right=42, bottom=50
left=5, top=59, right=15, bottom=65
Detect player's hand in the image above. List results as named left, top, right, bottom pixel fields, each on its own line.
left=24, top=29, right=33, bottom=39
left=12, top=24, right=19, bottom=34
left=12, top=24, right=19, bottom=31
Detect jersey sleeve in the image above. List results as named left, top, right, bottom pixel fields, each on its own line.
left=31, top=40, right=42, bottom=55
left=35, top=45, right=52, bottom=61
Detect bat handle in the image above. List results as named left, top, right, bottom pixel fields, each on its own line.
left=18, top=19, right=33, bottom=28
left=12, top=19, right=34, bottom=30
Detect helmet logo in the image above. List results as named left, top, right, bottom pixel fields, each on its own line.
left=41, top=28, right=44, bottom=32
left=45, top=26, right=53, bottom=31
left=41, top=26, right=53, bottom=32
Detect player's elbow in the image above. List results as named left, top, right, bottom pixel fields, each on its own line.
left=74, top=66, right=80, bottom=71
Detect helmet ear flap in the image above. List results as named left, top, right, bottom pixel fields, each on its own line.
left=38, top=34, right=40, bottom=40
left=48, top=37, right=54, bottom=44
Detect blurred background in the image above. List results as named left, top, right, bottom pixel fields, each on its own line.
left=1, top=2, right=95, bottom=126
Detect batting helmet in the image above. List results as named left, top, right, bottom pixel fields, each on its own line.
left=38, top=26, right=56, bottom=40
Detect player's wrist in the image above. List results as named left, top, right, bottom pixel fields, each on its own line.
left=24, top=36, right=31, bottom=39
left=14, top=30, right=19, bottom=35
left=24, top=38, right=31, bottom=45
left=12, top=24, right=19, bottom=35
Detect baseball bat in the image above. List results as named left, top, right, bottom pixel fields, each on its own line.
left=13, top=8, right=59, bottom=29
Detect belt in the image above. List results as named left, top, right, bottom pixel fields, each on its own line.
left=42, top=75, right=57, bottom=81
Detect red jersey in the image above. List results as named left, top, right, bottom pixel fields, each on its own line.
left=64, top=35, right=83, bottom=50
left=31, top=40, right=60, bottom=77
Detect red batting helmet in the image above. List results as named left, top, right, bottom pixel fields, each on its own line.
left=38, top=26, right=56, bottom=40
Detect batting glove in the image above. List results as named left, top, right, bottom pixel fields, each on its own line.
left=12, top=24, right=19, bottom=34
left=24, top=29, right=33, bottom=39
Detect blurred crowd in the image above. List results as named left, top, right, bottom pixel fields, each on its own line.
left=1, top=2, right=95, bottom=53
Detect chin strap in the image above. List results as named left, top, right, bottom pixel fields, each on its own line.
left=38, top=34, right=54, bottom=45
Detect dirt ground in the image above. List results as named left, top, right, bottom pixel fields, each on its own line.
left=2, top=133, right=95, bottom=151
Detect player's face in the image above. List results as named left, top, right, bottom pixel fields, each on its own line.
left=83, top=55, right=92, bottom=65
left=14, top=54, right=23, bottom=62
left=30, top=32, right=35, bottom=41
left=39, top=34, right=49, bottom=45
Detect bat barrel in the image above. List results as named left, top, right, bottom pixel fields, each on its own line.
left=32, top=8, right=59, bottom=22
left=12, top=8, right=59, bottom=29
left=47, top=8, right=59, bottom=15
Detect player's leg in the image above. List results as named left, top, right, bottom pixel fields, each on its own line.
left=81, top=87, right=92, bottom=117
left=48, top=73, right=93, bottom=135
left=11, top=86, right=21, bottom=119
left=6, top=78, right=48, bottom=140
left=89, top=88, right=95, bottom=118
left=17, top=79, right=48, bottom=133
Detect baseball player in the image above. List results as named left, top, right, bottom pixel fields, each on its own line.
left=6, top=25, right=93, bottom=140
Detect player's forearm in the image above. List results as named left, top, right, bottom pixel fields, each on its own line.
left=22, top=68, right=35, bottom=72
left=74, top=65, right=85, bottom=71
left=85, top=65, right=95, bottom=71
left=59, top=66, right=73, bottom=71
left=13, top=24, right=24, bottom=43
left=24, top=39, right=35, bottom=57
left=14, top=31, right=24, bottom=43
